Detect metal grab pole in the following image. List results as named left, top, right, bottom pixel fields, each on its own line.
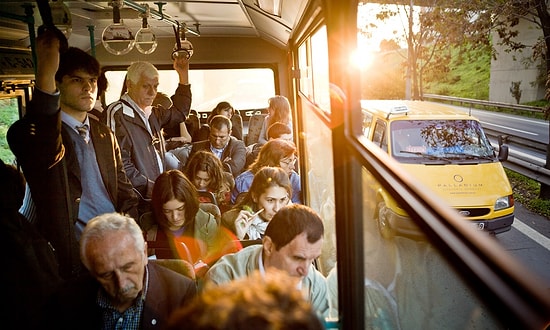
left=88, top=25, right=96, bottom=58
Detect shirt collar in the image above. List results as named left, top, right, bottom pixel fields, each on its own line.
left=62, top=111, right=90, bottom=137
left=122, top=93, right=153, bottom=119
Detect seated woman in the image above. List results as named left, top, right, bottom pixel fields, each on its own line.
left=258, top=95, right=293, bottom=144
left=231, top=139, right=301, bottom=204
left=184, top=150, right=234, bottom=213
left=222, top=166, right=292, bottom=240
left=245, top=121, right=293, bottom=168
left=142, top=170, right=220, bottom=266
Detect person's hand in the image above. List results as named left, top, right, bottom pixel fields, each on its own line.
left=168, top=136, right=191, bottom=144
left=173, top=55, right=189, bottom=75
left=234, top=209, right=264, bottom=240
left=35, top=29, right=62, bottom=93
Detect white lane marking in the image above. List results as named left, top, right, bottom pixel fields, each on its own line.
left=450, top=105, right=547, bottom=126
left=481, top=121, right=538, bottom=136
left=513, top=218, right=550, bottom=250
left=477, top=112, right=547, bottom=126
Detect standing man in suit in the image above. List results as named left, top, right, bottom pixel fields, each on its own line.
left=105, top=57, right=192, bottom=213
left=8, top=29, right=138, bottom=279
left=189, top=115, right=247, bottom=178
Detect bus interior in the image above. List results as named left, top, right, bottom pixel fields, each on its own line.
left=1, top=0, right=550, bottom=329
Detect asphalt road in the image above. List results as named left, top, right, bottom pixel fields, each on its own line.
left=493, top=202, right=550, bottom=284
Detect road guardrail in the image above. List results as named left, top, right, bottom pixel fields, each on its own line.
left=424, top=94, right=545, bottom=114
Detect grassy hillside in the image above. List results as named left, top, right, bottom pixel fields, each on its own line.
left=362, top=47, right=492, bottom=100
left=423, top=48, right=491, bottom=99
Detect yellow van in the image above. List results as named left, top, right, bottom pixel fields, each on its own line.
left=361, top=100, right=514, bottom=238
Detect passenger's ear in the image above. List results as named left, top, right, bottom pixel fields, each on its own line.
left=143, top=242, right=149, bottom=265
left=263, top=236, right=273, bottom=256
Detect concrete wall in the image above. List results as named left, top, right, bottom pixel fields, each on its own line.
left=490, top=19, right=545, bottom=103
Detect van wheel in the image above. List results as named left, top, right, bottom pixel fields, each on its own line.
left=377, top=201, right=394, bottom=240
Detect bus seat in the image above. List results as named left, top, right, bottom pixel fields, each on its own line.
left=185, top=112, right=201, bottom=141
left=231, top=110, right=244, bottom=140
left=245, top=113, right=267, bottom=146
left=149, top=259, right=196, bottom=280
left=138, top=211, right=154, bottom=231
left=197, top=191, right=218, bottom=205
left=199, top=202, right=221, bottom=225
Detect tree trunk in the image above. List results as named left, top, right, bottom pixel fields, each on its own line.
left=534, top=0, right=550, bottom=199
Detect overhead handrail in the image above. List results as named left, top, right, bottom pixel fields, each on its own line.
left=122, top=0, right=199, bottom=36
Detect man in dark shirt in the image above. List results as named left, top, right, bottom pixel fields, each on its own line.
left=189, top=115, right=247, bottom=178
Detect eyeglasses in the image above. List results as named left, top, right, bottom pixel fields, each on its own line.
left=280, top=157, right=297, bottom=166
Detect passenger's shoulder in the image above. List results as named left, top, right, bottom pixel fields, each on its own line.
left=229, top=136, right=246, bottom=147
left=88, top=117, right=111, bottom=131
left=148, top=261, right=195, bottom=284
left=235, top=170, right=253, bottom=181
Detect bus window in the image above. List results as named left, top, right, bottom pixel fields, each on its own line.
left=301, top=101, right=336, bottom=276
left=357, top=166, right=504, bottom=328
left=297, top=26, right=331, bottom=113
left=295, top=21, right=336, bottom=278
left=104, top=68, right=276, bottom=113
left=311, top=26, right=330, bottom=112
left=0, top=93, right=23, bottom=164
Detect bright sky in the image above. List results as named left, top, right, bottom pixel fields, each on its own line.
left=353, top=3, right=418, bottom=69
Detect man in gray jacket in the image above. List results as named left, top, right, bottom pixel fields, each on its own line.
left=205, top=204, right=329, bottom=316
left=105, top=57, right=191, bottom=213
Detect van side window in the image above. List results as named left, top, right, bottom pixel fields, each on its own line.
left=362, top=111, right=373, bottom=137
left=373, top=120, right=387, bottom=151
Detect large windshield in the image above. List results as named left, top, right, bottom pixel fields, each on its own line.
left=390, top=119, right=495, bottom=162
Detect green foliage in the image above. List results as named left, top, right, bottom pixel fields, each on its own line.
left=529, top=199, right=550, bottom=218
left=362, top=45, right=492, bottom=100
left=0, top=98, right=18, bottom=165
left=505, top=168, right=550, bottom=218
left=424, top=46, right=491, bottom=100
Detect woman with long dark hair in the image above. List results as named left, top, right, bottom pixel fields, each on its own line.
left=143, top=170, right=220, bottom=264
left=222, top=166, right=292, bottom=240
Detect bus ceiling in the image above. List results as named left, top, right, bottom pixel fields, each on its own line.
left=0, top=0, right=309, bottom=54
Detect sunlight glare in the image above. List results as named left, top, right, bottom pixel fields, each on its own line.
left=350, top=48, right=373, bottom=70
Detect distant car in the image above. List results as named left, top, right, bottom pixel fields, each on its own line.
left=362, top=100, right=514, bottom=239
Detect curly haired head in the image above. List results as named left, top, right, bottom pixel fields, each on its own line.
left=166, top=270, right=323, bottom=330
